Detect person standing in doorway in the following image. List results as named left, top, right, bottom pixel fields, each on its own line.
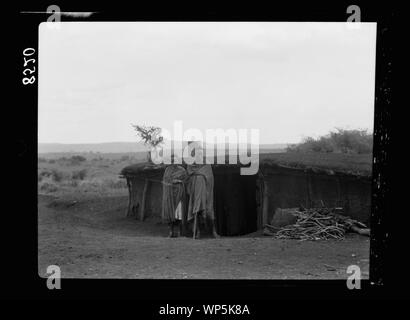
left=185, top=141, right=219, bottom=239
left=161, top=157, right=187, bottom=237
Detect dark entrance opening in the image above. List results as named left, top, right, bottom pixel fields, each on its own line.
left=213, top=166, right=258, bottom=236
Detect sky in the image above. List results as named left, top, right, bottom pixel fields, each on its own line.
left=38, top=22, right=376, bottom=144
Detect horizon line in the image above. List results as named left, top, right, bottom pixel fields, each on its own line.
left=38, top=141, right=292, bottom=146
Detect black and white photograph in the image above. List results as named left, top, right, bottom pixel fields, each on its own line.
left=37, top=21, right=375, bottom=280
left=7, top=3, right=396, bottom=303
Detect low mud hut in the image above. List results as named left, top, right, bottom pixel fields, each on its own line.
left=120, top=153, right=372, bottom=236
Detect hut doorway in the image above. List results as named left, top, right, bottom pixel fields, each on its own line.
left=213, top=166, right=258, bottom=236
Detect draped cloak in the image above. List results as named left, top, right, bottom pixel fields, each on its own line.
left=186, top=164, right=215, bottom=221
left=161, top=165, right=188, bottom=224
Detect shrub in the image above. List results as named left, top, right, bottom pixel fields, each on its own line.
left=39, top=181, right=58, bottom=193
left=71, top=155, right=86, bottom=162
left=104, top=179, right=127, bottom=189
left=286, top=129, right=373, bottom=154
left=68, top=179, right=79, bottom=187
left=51, top=169, right=64, bottom=182
left=38, top=170, right=54, bottom=182
left=39, top=170, right=52, bottom=178
left=71, top=169, right=87, bottom=180
left=66, top=155, right=87, bottom=165
left=329, top=129, right=373, bottom=154
left=77, top=179, right=103, bottom=192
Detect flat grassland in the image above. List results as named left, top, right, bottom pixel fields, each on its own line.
left=38, top=152, right=370, bottom=279
left=38, top=152, right=146, bottom=196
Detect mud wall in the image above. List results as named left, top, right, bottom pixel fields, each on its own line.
left=261, top=166, right=371, bottom=225
left=126, top=165, right=371, bottom=230
left=127, top=167, right=258, bottom=236
left=127, top=172, right=164, bottom=220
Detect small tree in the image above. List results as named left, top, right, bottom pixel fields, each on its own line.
left=132, top=124, right=164, bottom=163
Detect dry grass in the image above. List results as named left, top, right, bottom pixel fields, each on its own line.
left=260, top=152, right=372, bottom=176
left=38, top=153, right=144, bottom=196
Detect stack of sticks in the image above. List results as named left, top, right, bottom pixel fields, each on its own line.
left=265, top=207, right=369, bottom=241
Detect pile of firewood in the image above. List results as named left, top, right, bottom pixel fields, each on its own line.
left=265, top=207, right=369, bottom=241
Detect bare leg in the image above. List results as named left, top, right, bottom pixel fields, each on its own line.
left=211, top=219, right=220, bottom=238
left=168, top=222, right=174, bottom=238
left=193, top=213, right=198, bottom=239
left=179, top=220, right=183, bottom=237
left=175, top=220, right=181, bottom=237
left=196, top=225, right=200, bottom=239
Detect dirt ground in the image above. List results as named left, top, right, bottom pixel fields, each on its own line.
left=38, top=194, right=370, bottom=279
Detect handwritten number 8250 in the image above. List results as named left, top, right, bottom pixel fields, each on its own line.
left=22, top=48, right=36, bottom=85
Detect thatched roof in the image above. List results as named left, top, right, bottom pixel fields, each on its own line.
left=258, top=153, right=372, bottom=177
left=120, top=162, right=167, bottom=178
left=120, top=153, right=372, bottom=178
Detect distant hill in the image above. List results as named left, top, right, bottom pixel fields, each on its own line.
left=38, top=142, right=148, bottom=153
left=38, top=142, right=289, bottom=154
